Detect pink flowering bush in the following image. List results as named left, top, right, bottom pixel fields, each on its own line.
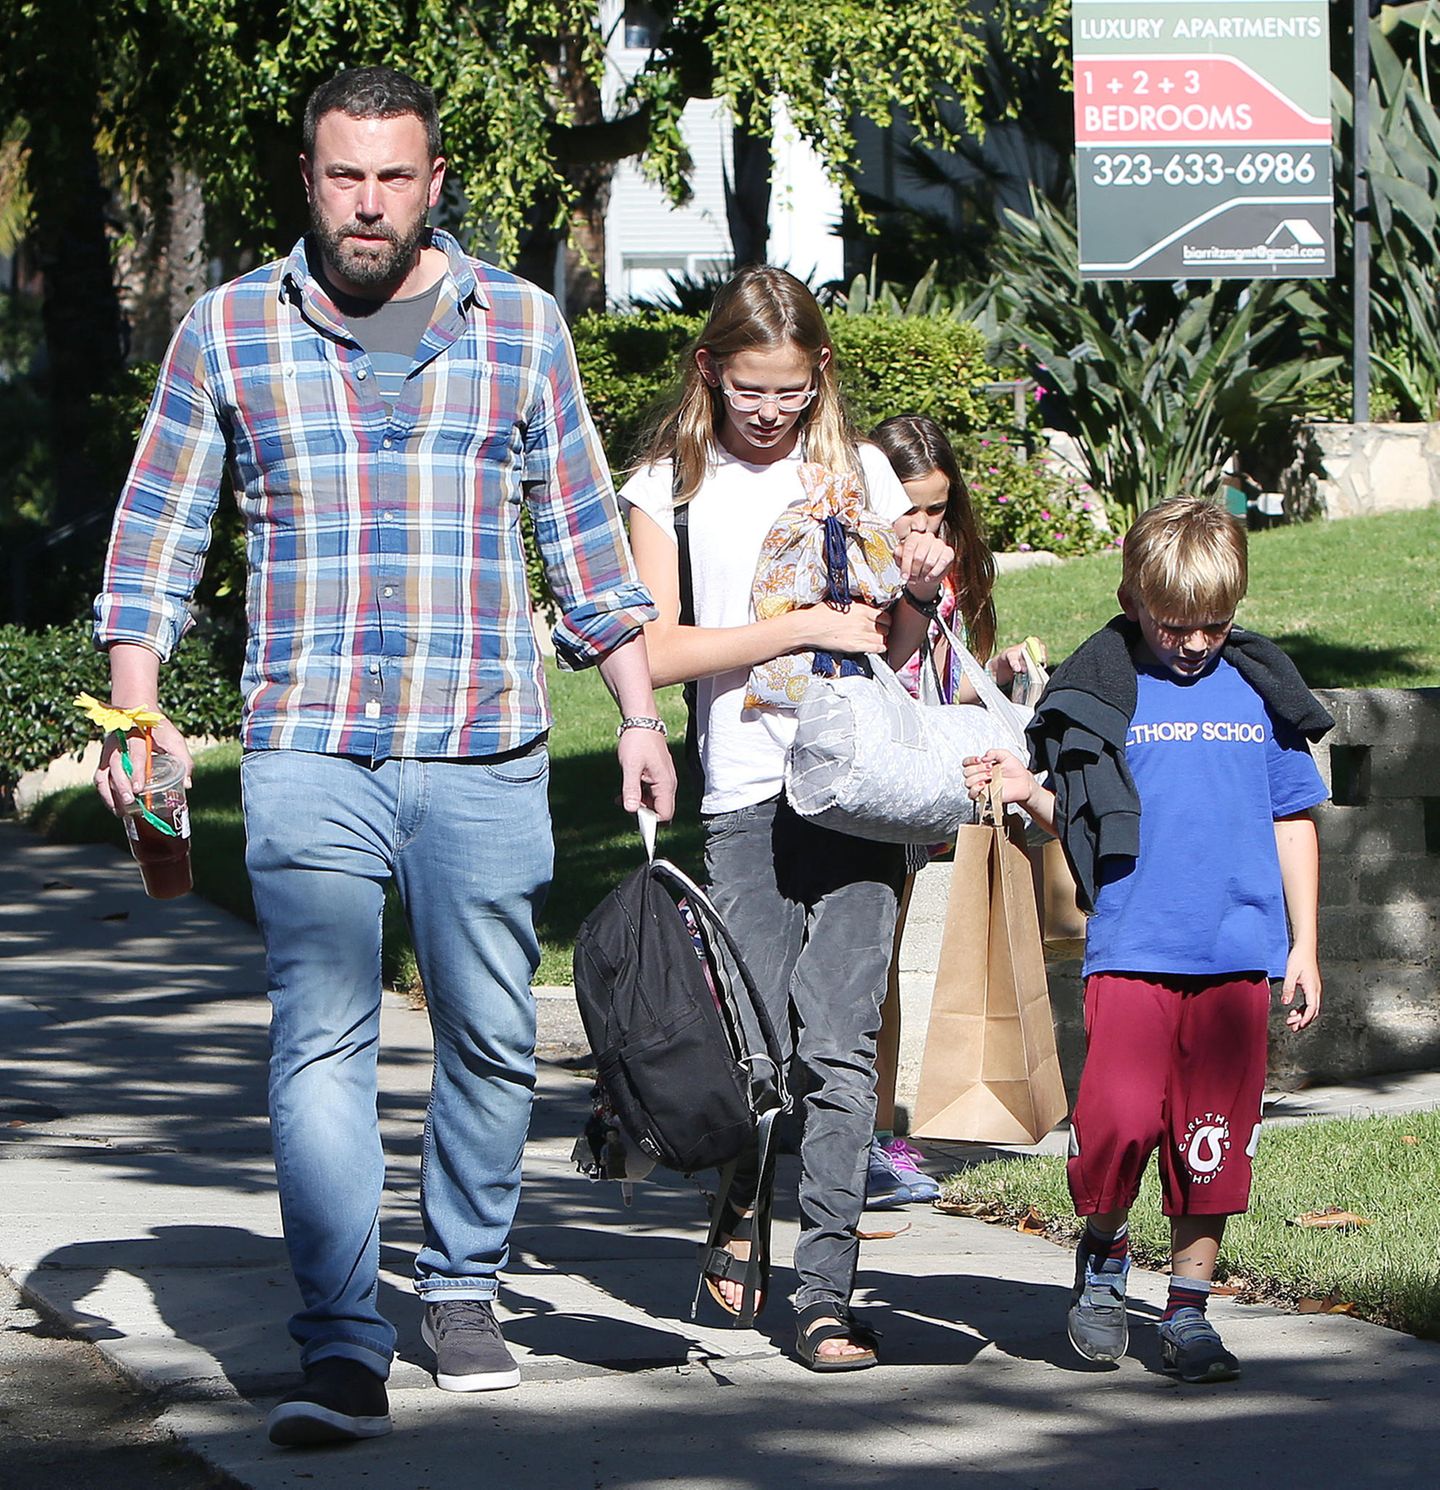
left=956, top=433, right=1116, bottom=558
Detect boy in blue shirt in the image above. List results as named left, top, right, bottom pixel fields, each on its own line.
left=963, top=496, right=1330, bottom=1383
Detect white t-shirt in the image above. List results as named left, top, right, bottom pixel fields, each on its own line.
left=621, top=442, right=908, bottom=814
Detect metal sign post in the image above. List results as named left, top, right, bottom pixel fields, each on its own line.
left=1352, top=0, right=1370, bottom=422
left=1073, top=0, right=1335, bottom=279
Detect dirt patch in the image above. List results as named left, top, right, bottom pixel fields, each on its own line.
left=0, top=1270, right=241, bottom=1490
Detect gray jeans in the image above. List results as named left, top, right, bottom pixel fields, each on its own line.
left=703, top=794, right=904, bottom=1311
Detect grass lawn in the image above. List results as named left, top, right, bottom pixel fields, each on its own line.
left=27, top=668, right=703, bottom=989
left=938, top=1107, right=1440, bottom=1338
left=994, top=505, right=1440, bottom=687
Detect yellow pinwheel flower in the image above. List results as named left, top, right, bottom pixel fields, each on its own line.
left=74, top=693, right=167, bottom=735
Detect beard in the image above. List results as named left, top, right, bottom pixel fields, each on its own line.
left=310, top=204, right=429, bottom=292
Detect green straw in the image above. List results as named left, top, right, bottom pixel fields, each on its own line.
left=118, top=737, right=178, bottom=837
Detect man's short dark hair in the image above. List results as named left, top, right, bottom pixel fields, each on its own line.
left=303, top=66, right=442, bottom=160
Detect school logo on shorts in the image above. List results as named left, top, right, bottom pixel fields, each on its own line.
left=1182, top=1112, right=1232, bottom=1182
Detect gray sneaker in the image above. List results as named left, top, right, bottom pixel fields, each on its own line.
left=422, top=1300, right=521, bottom=1392
left=1158, top=1307, right=1241, bottom=1383
left=1066, top=1246, right=1130, bottom=1363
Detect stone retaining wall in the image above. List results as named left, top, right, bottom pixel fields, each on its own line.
left=1287, top=687, right=1440, bottom=1081
left=1283, top=421, right=1440, bottom=521
left=893, top=686, right=1440, bottom=1125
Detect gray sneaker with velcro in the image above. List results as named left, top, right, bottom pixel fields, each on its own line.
left=1158, top=1306, right=1241, bottom=1383
left=1066, top=1245, right=1130, bottom=1363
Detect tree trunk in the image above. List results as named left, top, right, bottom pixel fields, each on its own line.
left=562, top=160, right=612, bottom=316
left=115, top=164, right=208, bottom=364
left=514, top=195, right=565, bottom=304
left=21, top=8, right=124, bottom=526
left=726, top=100, right=772, bottom=269
left=515, top=31, right=612, bottom=314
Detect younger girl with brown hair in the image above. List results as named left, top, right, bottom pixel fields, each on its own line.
left=863, top=413, right=1039, bottom=1207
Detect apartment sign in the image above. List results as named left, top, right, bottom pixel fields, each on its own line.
left=1073, top=1, right=1334, bottom=279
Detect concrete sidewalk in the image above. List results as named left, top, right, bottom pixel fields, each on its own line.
left=2, top=819, right=1438, bottom=1488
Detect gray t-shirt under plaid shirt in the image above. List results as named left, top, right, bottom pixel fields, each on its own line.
left=331, top=279, right=444, bottom=409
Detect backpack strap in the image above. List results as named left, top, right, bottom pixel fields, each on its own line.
left=691, top=1105, right=780, bottom=1329
left=666, top=867, right=790, bottom=1113
left=747, top=1104, right=781, bottom=1326
left=645, top=836, right=786, bottom=1331
left=672, top=473, right=705, bottom=794
left=636, top=805, right=658, bottom=862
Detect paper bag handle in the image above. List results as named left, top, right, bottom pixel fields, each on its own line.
left=979, top=776, right=1007, bottom=828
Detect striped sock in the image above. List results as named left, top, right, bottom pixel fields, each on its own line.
left=1163, top=1276, right=1212, bottom=1322
left=1082, top=1222, right=1129, bottom=1269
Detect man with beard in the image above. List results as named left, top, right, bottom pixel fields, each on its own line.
left=92, top=66, right=675, bottom=1447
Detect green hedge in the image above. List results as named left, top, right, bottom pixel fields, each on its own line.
left=115, top=311, right=1006, bottom=498
left=94, top=317, right=1011, bottom=633
left=831, top=315, right=993, bottom=437
left=0, top=620, right=242, bottom=800
left=571, top=310, right=999, bottom=472
left=571, top=312, right=697, bottom=472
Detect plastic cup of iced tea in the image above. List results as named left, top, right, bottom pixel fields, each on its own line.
left=122, top=751, right=193, bottom=900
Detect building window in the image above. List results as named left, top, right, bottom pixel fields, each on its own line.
left=624, top=2, right=662, bottom=50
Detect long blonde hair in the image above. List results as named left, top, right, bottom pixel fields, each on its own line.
left=638, top=265, right=863, bottom=503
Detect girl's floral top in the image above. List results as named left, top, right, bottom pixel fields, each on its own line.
left=895, top=574, right=964, bottom=700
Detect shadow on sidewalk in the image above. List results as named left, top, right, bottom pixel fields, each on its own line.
left=23, top=1225, right=420, bottom=1397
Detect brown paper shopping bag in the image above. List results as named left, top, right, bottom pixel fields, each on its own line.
left=912, top=782, right=1068, bottom=1145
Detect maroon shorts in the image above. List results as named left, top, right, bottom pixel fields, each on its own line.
left=1066, top=972, right=1270, bottom=1218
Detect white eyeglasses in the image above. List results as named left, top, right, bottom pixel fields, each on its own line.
left=719, top=382, right=818, bottom=414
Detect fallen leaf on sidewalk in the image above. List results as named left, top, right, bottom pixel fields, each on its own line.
left=1016, top=1206, right=1048, bottom=1235
left=855, top=1222, right=912, bottom=1241
left=934, top=1198, right=999, bottom=1218
left=1298, top=1294, right=1358, bottom=1315
left=1287, top=1208, right=1373, bottom=1230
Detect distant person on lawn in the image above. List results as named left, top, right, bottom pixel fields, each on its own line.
left=963, top=495, right=1331, bottom=1383
left=91, top=64, right=674, bottom=1446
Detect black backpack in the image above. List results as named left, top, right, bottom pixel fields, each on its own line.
left=572, top=813, right=790, bottom=1322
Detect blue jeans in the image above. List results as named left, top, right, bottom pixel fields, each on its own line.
left=702, top=795, right=903, bottom=1311
left=241, top=748, right=553, bottom=1375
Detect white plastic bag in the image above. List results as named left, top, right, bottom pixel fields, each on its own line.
left=784, top=614, right=1032, bottom=844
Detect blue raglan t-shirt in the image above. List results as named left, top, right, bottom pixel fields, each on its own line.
left=1082, top=656, right=1328, bottom=979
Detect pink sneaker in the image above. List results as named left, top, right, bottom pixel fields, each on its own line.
left=882, top=1138, right=940, bottom=1201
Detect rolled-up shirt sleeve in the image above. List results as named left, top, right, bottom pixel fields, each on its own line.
left=522, top=301, right=656, bottom=669
left=94, top=305, right=227, bottom=660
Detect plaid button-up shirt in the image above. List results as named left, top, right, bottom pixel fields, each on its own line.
left=95, top=232, right=655, bottom=760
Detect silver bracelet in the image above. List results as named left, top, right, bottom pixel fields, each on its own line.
left=616, top=715, right=668, bottom=739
